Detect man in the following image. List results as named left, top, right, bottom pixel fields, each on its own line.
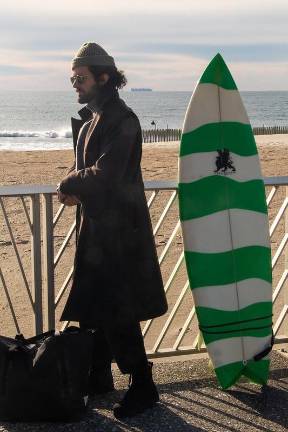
left=57, top=42, right=168, bottom=419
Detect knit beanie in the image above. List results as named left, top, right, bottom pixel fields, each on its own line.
left=72, top=42, right=115, bottom=68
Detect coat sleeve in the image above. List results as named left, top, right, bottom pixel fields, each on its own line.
left=58, top=114, right=140, bottom=196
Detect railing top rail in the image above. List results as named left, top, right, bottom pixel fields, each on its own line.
left=1, top=176, right=288, bottom=196
left=263, top=176, right=288, bottom=186
left=0, top=184, right=56, bottom=196
left=144, top=180, right=178, bottom=190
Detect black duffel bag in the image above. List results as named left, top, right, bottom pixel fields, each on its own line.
left=0, top=326, right=94, bottom=422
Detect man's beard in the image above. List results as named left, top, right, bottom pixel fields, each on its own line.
left=78, top=83, right=100, bottom=104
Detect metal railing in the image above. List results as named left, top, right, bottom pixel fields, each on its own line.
left=1, top=178, right=288, bottom=358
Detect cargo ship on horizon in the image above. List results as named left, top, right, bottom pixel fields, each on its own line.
left=131, top=88, right=152, bottom=92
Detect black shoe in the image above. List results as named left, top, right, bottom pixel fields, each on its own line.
left=113, top=362, right=159, bottom=419
left=88, top=365, right=114, bottom=396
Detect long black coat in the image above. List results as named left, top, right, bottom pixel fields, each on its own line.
left=59, top=93, right=168, bottom=324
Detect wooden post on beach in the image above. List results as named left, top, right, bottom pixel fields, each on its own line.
left=30, top=194, right=43, bottom=334
left=143, top=125, right=288, bottom=141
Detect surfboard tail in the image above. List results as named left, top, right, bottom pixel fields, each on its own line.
left=214, top=358, right=271, bottom=390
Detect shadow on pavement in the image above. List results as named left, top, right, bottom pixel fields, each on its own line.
left=227, top=383, right=288, bottom=430
left=0, top=388, right=205, bottom=432
left=87, top=388, right=207, bottom=431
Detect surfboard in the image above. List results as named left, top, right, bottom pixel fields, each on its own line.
left=178, top=53, right=273, bottom=389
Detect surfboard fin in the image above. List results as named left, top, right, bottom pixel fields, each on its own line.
left=196, top=331, right=204, bottom=351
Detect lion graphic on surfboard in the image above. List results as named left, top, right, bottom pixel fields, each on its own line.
left=214, top=148, right=236, bottom=174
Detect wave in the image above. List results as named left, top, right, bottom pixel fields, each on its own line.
left=0, top=141, right=73, bottom=151
left=0, top=130, right=72, bottom=138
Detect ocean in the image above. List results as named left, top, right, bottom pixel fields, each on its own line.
left=0, top=90, right=288, bottom=151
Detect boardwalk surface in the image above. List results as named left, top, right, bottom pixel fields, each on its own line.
left=0, top=350, right=287, bottom=432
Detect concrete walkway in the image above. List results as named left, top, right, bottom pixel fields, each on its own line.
left=0, top=350, right=288, bottom=432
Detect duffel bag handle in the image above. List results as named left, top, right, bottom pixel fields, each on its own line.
left=16, top=330, right=56, bottom=345
left=14, top=326, right=89, bottom=347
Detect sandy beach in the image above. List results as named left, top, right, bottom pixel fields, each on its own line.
left=0, top=135, right=288, bottom=345
left=0, top=135, right=287, bottom=187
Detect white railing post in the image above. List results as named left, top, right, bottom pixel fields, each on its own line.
left=42, top=193, right=55, bottom=331
left=30, top=194, right=43, bottom=334
left=284, top=186, right=288, bottom=337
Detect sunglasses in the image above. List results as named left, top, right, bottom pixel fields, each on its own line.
left=70, top=75, right=89, bottom=85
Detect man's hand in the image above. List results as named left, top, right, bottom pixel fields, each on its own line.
left=57, top=190, right=80, bottom=206
left=63, top=195, right=81, bottom=206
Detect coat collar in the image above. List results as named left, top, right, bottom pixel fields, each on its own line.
left=71, top=89, right=120, bottom=153
left=77, top=88, right=120, bottom=121
left=77, top=106, right=92, bottom=122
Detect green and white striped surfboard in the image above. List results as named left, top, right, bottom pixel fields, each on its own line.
left=178, top=54, right=273, bottom=389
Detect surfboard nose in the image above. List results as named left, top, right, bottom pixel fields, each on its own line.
left=200, top=53, right=237, bottom=90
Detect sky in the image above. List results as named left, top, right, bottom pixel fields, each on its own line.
left=0, top=0, right=287, bottom=91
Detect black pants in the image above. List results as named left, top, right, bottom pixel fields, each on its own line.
left=80, top=320, right=148, bottom=374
